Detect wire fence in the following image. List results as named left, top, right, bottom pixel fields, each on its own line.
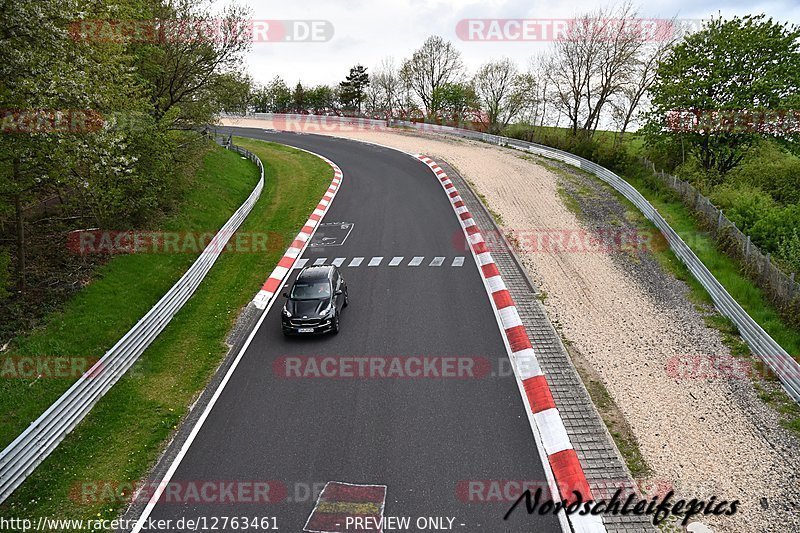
left=644, top=161, right=800, bottom=323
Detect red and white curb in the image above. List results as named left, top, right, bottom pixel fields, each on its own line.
left=252, top=154, right=343, bottom=310
left=415, top=155, right=605, bottom=533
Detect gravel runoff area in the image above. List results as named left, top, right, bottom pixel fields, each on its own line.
left=221, top=118, right=799, bottom=532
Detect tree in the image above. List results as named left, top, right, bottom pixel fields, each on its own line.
left=137, top=0, right=253, bottom=128
left=370, top=57, right=402, bottom=119
left=250, top=84, right=270, bottom=113
left=266, top=76, right=292, bottom=112
left=610, top=36, right=674, bottom=144
left=293, top=82, right=306, bottom=113
left=210, top=71, right=253, bottom=114
left=401, top=36, right=464, bottom=118
left=546, top=4, right=645, bottom=136
left=306, top=85, right=336, bottom=114
left=473, top=58, right=536, bottom=134
left=644, top=15, right=800, bottom=174
left=339, top=65, right=369, bottom=114
left=432, top=82, right=478, bottom=126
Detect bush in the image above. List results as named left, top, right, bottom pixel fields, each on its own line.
left=730, top=142, right=800, bottom=205
left=710, top=184, right=777, bottom=234
left=750, top=205, right=800, bottom=254
left=778, top=230, right=800, bottom=273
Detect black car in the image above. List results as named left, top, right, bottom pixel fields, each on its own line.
left=281, top=265, right=348, bottom=335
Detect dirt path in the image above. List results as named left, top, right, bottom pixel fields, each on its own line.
left=222, top=118, right=800, bottom=532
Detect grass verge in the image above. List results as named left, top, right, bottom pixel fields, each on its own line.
left=0, top=139, right=331, bottom=525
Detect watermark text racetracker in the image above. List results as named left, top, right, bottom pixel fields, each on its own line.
left=0, top=355, right=100, bottom=379
left=68, top=19, right=333, bottom=43
left=665, top=353, right=800, bottom=381
left=71, top=479, right=339, bottom=506
left=456, top=18, right=706, bottom=42
left=273, top=355, right=500, bottom=379
left=452, top=227, right=668, bottom=254
left=67, top=230, right=284, bottom=255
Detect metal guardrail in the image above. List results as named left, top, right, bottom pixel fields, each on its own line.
left=388, top=118, right=800, bottom=404
left=0, top=140, right=265, bottom=503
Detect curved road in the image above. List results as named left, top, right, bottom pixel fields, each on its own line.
left=135, top=128, right=562, bottom=532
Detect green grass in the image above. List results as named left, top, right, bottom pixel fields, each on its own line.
left=0, top=139, right=331, bottom=525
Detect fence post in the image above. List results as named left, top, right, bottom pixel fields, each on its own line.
left=745, top=235, right=751, bottom=258
left=717, top=209, right=723, bottom=230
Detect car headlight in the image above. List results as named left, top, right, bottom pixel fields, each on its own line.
left=282, top=307, right=292, bottom=317
left=321, top=306, right=334, bottom=317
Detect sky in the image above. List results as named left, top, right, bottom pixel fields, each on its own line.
left=219, top=0, right=800, bottom=87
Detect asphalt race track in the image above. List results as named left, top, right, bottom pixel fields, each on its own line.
left=137, top=128, right=562, bottom=532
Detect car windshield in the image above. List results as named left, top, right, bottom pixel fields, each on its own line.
left=290, top=279, right=331, bottom=300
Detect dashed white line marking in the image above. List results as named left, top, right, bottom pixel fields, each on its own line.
left=313, top=257, right=327, bottom=266
left=389, top=256, right=404, bottom=266
left=452, top=257, right=465, bottom=267
left=368, top=256, right=383, bottom=267
left=332, top=257, right=345, bottom=267
left=409, top=256, right=424, bottom=266
left=348, top=257, right=363, bottom=267
left=430, top=256, right=445, bottom=267
left=294, top=258, right=308, bottom=269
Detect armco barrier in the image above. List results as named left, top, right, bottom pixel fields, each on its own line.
left=225, top=113, right=799, bottom=404
left=0, top=140, right=264, bottom=503
left=389, top=118, right=800, bottom=405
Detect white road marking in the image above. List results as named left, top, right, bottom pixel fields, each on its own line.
left=332, top=257, right=345, bottom=267
left=294, top=258, right=309, bottom=269
left=452, top=257, right=465, bottom=267
left=368, top=256, right=383, bottom=267
left=313, top=257, right=327, bottom=266
left=429, top=256, right=445, bottom=267
left=348, top=257, right=363, bottom=267
left=409, top=256, right=423, bottom=266
left=389, top=256, right=404, bottom=266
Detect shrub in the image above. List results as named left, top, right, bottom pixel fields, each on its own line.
left=730, top=141, right=800, bottom=205
left=710, top=184, right=777, bottom=234
left=750, top=205, right=800, bottom=254
left=778, top=230, right=800, bottom=273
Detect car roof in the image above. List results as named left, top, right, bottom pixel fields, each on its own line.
left=297, top=265, right=333, bottom=281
